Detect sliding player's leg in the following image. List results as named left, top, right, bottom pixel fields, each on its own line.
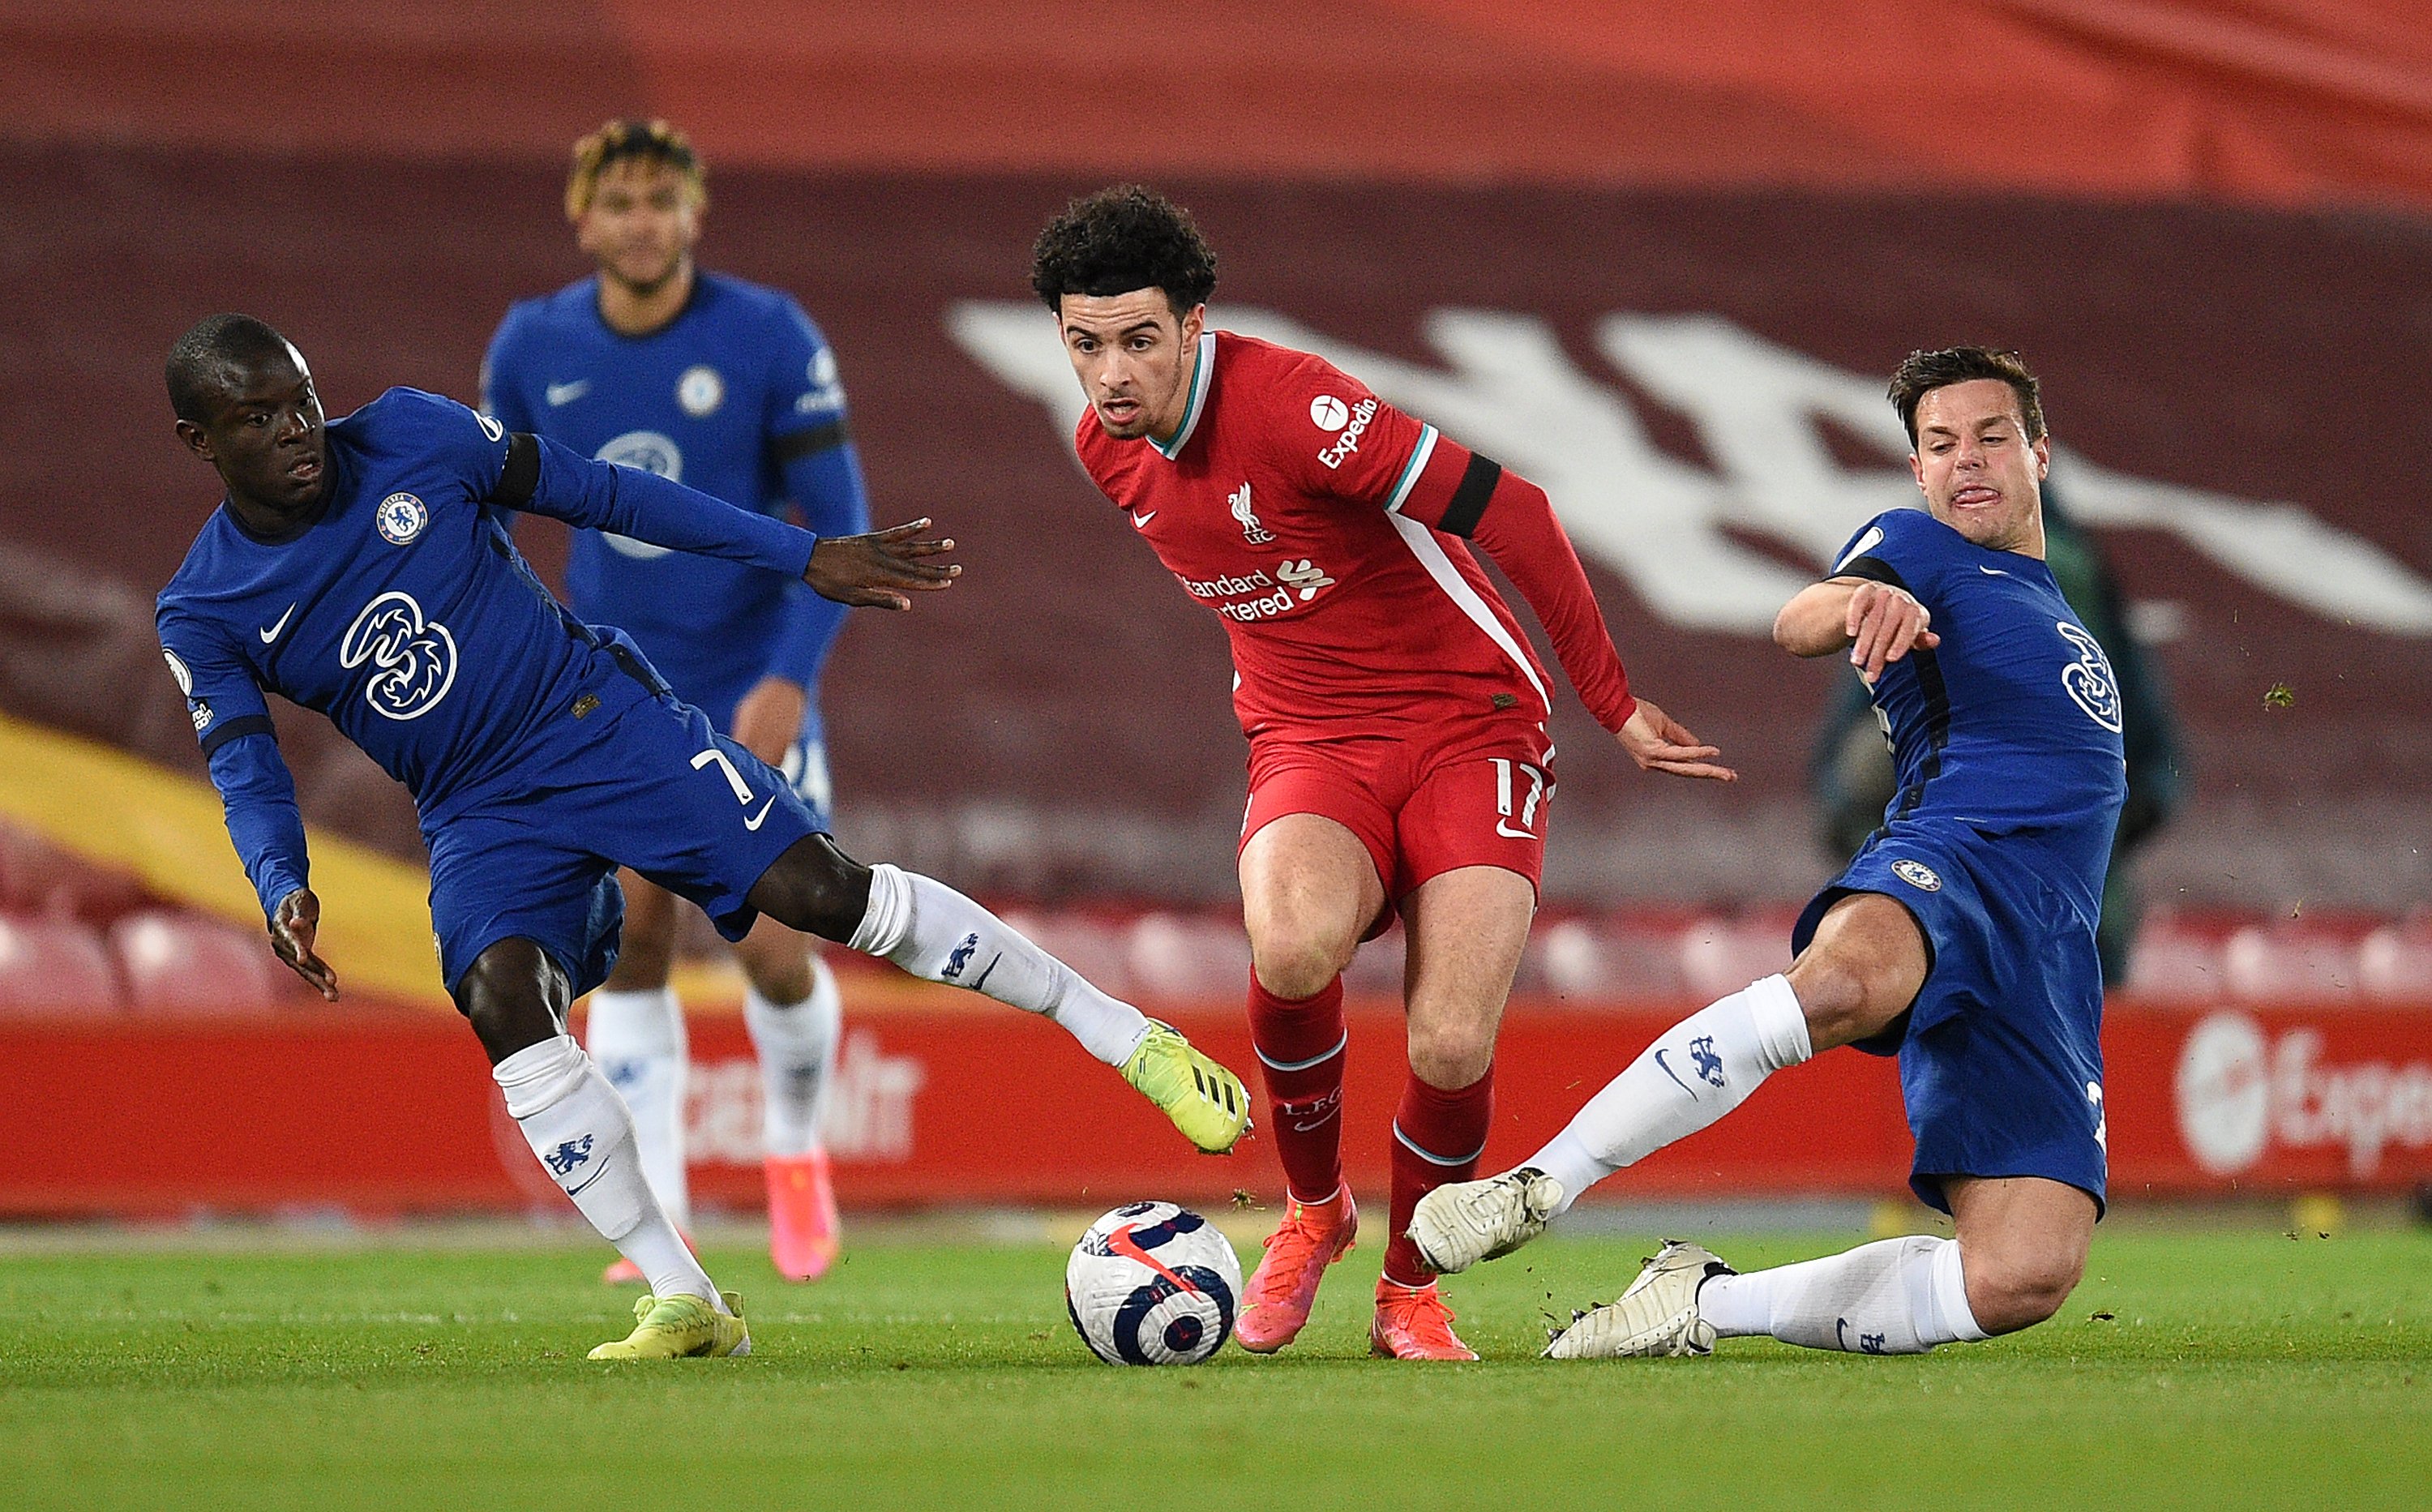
left=1545, top=1176, right=2091, bottom=1360
left=734, top=914, right=842, bottom=1281
left=1412, top=893, right=1920, bottom=1272
left=1231, top=809, right=1385, bottom=1352
left=584, top=870, right=689, bottom=1284
left=1370, top=863, right=1534, bottom=1362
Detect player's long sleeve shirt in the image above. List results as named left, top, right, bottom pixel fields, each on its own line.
left=156, top=387, right=820, bottom=921
left=1076, top=332, right=1634, bottom=743
left=481, top=272, right=869, bottom=713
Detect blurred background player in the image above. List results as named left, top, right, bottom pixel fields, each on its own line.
left=1031, top=186, right=1735, bottom=1360
left=1811, top=482, right=2185, bottom=985
left=1414, top=349, right=2124, bottom=1361
left=482, top=121, right=868, bottom=1283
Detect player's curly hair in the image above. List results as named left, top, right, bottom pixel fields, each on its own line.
left=1030, top=185, right=1218, bottom=317
left=565, top=118, right=707, bottom=221
left=165, top=313, right=295, bottom=424
left=1888, top=346, right=2045, bottom=446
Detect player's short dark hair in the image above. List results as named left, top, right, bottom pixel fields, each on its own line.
left=566, top=118, right=707, bottom=221
left=1030, top=185, right=1218, bottom=318
left=1888, top=346, right=2045, bottom=446
left=165, top=314, right=295, bottom=425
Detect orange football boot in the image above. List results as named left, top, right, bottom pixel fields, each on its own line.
left=766, top=1149, right=841, bottom=1282
left=1233, top=1190, right=1358, bottom=1354
left=1370, top=1277, right=1479, bottom=1361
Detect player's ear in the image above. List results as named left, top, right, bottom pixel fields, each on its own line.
left=2032, top=433, right=2052, bottom=477
left=174, top=418, right=213, bottom=460
left=1908, top=449, right=1925, bottom=494
left=1178, top=302, right=1206, bottom=345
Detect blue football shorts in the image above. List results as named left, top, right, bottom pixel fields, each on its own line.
left=425, top=691, right=824, bottom=1000
left=1794, top=817, right=2109, bottom=1216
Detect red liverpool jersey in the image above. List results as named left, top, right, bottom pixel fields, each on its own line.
left=1075, top=331, right=1633, bottom=744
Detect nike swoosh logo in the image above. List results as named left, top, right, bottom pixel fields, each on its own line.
left=564, top=1157, right=613, bottom=1199
left=1833, top=525, right=1884, bottom=573
left=1128, top=510, right=1156, bottom=529
left=1652, top=1048, right=1700, bottom=1101
left=743, top=795, right=777, bottom=831
left=546, top=380, right=589, bottom=406
left=258, top=603, right=297, bottom=643
left=1496, top=821, right=1535, bottom=839
left=1977, top=565, right=2010, bottom=576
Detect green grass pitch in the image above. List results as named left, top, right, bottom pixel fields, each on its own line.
left=1, top=1225, right=2424, bottom=1510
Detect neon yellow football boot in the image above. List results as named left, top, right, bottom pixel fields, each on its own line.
left=586, top=1290, right=751, bottom=1360
left=1121, top=1019, right=1252, bottom=1154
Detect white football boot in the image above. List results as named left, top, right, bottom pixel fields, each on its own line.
left=1407, top=1166, right=1566, bottom=1274
left=1543, top=1240, right=1734, bottom=1360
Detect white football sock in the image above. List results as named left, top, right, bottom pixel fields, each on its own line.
left=1699, top=1235, right=1988, bottom=1353
left=744, top=956, right=841, bottom=1160
left=493, top=1035, right=719, bottom=1308
left=1531, top=974, right=1811, bottom=1213
left=582, top=986, right=691, bottom=1229
left=849, top=863, right=1151, bottom=1066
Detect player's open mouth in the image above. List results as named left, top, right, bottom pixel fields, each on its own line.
left=287, top=456, right=323, bottom=484
left=1099, top=398, right=1141, bottom=423
left=1951, top=486, right=2000, bottom=508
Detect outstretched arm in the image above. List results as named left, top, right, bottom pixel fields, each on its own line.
left=1775, top=577, right=1939, bottom=683
left=493, top=431, right=956, bottom=610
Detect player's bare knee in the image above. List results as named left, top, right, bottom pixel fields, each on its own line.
left=453, top=940, right=571, bottom=1064
left=749, top=834, right=871, bottom=942
left=1404, top=1022, right=1492, bottom=1090
left=1250, top=932, right=1350, bottom=1000
left=1963, top=1244, right=2084, bottom=1334
left=1785, top=952, right=1884, bottom=1049
left=738, top=932, right=814, bottom=1004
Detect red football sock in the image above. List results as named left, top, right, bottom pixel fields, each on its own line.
left=1382, top=1065, right=1495, bottom=1287
left=1248, top=974, right=1347, bottom=1206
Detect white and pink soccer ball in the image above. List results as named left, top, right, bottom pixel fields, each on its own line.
left=1065, top=1201, right=1242, bottom=1365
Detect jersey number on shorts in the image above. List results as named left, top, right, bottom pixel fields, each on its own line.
left=693, top=747, right=777, bottom=832
left=1491, top=758, right=1548, bottom=839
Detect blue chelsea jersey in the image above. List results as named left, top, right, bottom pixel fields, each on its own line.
left=481, top=271, right=866, bottom=713
left=156, top=388, right=818, bottom=839
left=1830, top=508, right=2130, bottom=919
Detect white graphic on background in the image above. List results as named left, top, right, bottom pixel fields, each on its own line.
left=688, top=1031, right=927, bottom=1162
left=948, top=303, right=2432, bottom=636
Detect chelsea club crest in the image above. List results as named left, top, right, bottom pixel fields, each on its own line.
left=375, top=491, right=428, bottom=546
left=1891, top=859, right=1943, bottom=893
left=677, top=364, right=725, bottom=418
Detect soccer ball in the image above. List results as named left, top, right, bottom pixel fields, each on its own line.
left=1064, top=1201, right=1242, bottom=1365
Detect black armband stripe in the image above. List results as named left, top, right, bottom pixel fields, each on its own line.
left=1437, top=453, right=1503, bottom=538
left=773, top=418, right=850, bottom=465
left=494, top=432, right=542, bottom=508
left=1832, top=555, right=1905, bottom=588
left=199, top=713, right=275, bottom=756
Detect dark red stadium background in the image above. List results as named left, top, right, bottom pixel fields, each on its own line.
left=1, top=1, right=2426, bottom=1212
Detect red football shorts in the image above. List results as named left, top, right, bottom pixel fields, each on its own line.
left=1240, top=722, right=1554, bottom=935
